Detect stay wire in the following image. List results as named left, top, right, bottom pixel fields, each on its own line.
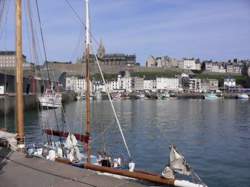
left=34, top=0, right=64, bottom=144
left=64, top=0, right=132, bottom=158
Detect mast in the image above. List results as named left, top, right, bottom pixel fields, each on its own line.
left=15, top=0, right=25, bottom=149
left=84, top=0, right=91, bottom=163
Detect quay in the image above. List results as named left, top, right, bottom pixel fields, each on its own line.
left=0, top=91, right=76, bottom=115
left=0, top=147, right=145, bottom=187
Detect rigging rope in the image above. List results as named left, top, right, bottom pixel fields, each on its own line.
left=93, top=51, right=131, bottom=158
left=34, top=0, right=66, bottom=145
left=34, top=0, right=51, bottom=80
left=26, top=0, right=51, bottom=144
left=64, top=0, right=132, bottom=158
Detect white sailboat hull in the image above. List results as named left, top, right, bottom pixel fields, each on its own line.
left=237, top=94, right=249, bottom=99
left=38, top=95, right=62, bottom=108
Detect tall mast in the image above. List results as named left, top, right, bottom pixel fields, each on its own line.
left=16, top=0, right=25, bottom=148
left=85, top=0, right=91, bottom=163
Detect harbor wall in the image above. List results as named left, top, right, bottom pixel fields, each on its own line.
left=0, top=92, right=76, bottom=115
left=0, top=95, right=37, bottom=115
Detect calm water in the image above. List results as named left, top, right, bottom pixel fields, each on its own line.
left=1, top=99, right=250, bottom=187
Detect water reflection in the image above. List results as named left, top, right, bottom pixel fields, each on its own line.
left=0, top=99, right=250, bottom=187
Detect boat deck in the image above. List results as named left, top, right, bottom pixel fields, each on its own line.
left=0, top=147, right=146, bottom=187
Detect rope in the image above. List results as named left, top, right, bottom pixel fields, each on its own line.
left=64, top=0, right=132, bottom=158
left=34, top=0, right=50, bottom=80
left=34, top=0, right=66, bottom=145
left=93, top=52, right=131, bottom=158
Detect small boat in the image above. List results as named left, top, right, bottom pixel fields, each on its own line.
left=95, top=90, right=102, bottom=100
left=159, top=92, right=170, bottom=100
left=237, top=93, right=249, bottom=99
left=204, top=93, right=218, bottom=100
left=76, top=95, right=81, bottom=100
left=38, top=88, right=62, bottom=108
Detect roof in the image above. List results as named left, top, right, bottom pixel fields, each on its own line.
left=0, top=51, right=26, bottom=58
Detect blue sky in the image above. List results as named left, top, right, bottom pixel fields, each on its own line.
left=0, top=0, right=250, bottom=65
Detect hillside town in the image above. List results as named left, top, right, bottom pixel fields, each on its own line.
left=0, top=47, right=250, bottom=99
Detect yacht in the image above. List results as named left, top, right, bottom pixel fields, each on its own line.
left=38, top=88, right=62, bottom=108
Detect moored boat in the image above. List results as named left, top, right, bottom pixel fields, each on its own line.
left=205, top=93, right=218, bottom=100
left=38, top=88, right=62, bottom=108
left=237, top=93, right=249, bottom=99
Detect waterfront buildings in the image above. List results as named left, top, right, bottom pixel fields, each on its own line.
left=189, top=78, right=201, bottom=92
left=200, top=79, right=219, bottom=92
left=156, top=78, right=180, bottom=91
left=224, top=78, right=236, bottom=88
left=65, top=76, right=92, bottom=95
left=144, top=80, right=156, bottom=91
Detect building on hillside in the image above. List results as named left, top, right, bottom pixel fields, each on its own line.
left=93, top=41, right=138, bottom=66
left=226, top=63, right=242, bottom=74
left=156, top=78, right=180, bottom=91
left=201, top=79, right=219, bottom=92
left=179, top=58, right=201, bottom=70
left=204, top=61, right=226, bottom=73
left=146, top=55, right=178, bottom=68
left=144, top=80, right=156, bottom=91
left=156, top=56, right=179, bottom=68
left=146, top=56, right=156, bottom=67
left=189, top=78, right=201, bottom=92
left=0, top=51, right=28, bottom=68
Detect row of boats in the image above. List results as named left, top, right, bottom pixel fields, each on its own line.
left=204, top=93, right=249, bottom=100
left=38, top=90, right=249, bottom=109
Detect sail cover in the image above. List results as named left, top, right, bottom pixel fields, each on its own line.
left=169, top=145, right=191, bottom=176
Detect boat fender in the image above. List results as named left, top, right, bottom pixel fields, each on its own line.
left=128, top=161, right=135, bottom=172
left=174, top=180, right=207, bottom=187
left=46, top=149, right=56, bottom=161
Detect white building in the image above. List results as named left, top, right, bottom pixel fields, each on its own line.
left=66, top=76, right=92, bottom=95
left=156, top=78, right=180, bottom=91
left=179, top=58, right=201, bottom=70
left=189, top=78, right=201, bottom=92
left=132, top=77, right=144, bottom=91
left=205, top=62, right=226, bottom=73
left=226, top=64, right=242, bottom=74
left=0, top=51, right=31, bottom=69
left=144, top=80, right=156, bottom=91
left=224, top=78, right=236, bottom=88
left=201, top=79, right=219, bottom=92
left=146, top=56, right=156, bottom=67
left=105, top=75, right=132, bottom=92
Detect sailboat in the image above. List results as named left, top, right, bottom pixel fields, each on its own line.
left=42, top=1, right=207, bottom=187
left=1, top=1, right=207, bottom=186
left=38, top=84, right=62, bottom=108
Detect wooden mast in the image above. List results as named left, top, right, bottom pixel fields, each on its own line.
left=84, top=0, right=91, bottom=163
left=15, top=0, right=25, bottom=148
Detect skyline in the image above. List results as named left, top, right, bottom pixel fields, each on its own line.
left=0, top=0, right=249, bottom=65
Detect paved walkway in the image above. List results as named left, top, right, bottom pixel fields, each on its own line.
left=0, top=147, right=146, bottom=187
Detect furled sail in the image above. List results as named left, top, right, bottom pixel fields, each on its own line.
left=169, top=145, right=191, bottom=176
left=65, top=133, right=81, bottom=162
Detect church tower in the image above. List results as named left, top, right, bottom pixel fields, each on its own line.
left=97, top=39, right=105, bottom=59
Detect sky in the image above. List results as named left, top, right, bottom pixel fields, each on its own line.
left=0, top=0, right=250, bottom=65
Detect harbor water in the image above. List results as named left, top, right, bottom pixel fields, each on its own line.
left=0, top=99, right=250, bottom=187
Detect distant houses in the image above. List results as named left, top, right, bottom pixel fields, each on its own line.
left=146, top=55, right=250, bottom=75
